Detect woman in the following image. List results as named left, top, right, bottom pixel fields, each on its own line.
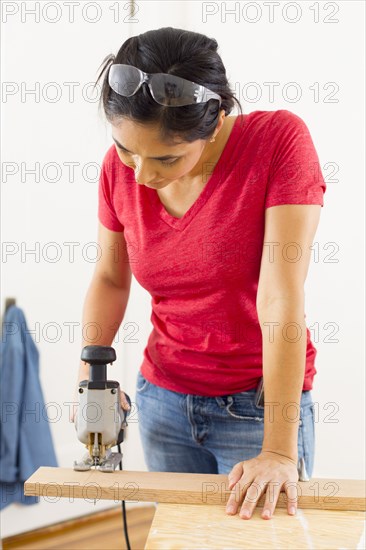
left=74, top=27, right=326, bottom=520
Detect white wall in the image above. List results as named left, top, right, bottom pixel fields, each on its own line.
left=1, top=0, right=364, bottom=538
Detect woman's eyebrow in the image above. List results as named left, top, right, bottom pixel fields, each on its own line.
left=112, top=136, right=181, bottom=160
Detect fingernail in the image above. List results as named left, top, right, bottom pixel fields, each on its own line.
left=263, top=509, right=271, bottom=519
left=240, top=510, right=251, bottom=519
left=226, top=505, right=235, bottom=513
left=289, top=506, right=296, bottom=515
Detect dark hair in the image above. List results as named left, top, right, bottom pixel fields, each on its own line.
left=95, top=27, right=244, bottom=144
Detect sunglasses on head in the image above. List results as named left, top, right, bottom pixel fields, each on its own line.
left=108, top=64, right=222, bottom=108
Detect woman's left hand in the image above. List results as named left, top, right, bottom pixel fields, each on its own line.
left=225, top=451, right=299, bottom=520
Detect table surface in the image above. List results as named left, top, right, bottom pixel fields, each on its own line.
left=145, top=502, right=366, bottom=549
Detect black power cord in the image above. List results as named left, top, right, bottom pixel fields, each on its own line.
left=117, top=442, right=131, bottom=550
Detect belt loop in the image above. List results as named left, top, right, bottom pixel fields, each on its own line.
left=215, top=396, right=226, bottom=408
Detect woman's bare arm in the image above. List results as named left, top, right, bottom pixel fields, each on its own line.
left=72, top=222, right=132, bottom=418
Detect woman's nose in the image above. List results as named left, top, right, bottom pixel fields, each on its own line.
left=134, top=160, right=158, bottom=185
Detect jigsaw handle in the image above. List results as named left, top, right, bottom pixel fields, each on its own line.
left=81, top=345, right=116, bottom=382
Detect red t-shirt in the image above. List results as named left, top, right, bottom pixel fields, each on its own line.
left=98, top=109, right=327, bottom=396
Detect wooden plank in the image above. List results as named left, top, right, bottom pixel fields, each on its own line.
left=24, top=467, right=366, bottom=512
left=145, top=503, right=366, bottom=550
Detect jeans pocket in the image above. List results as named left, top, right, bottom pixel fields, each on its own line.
left=136, top=370, right=151, bottom=394
left=224, top=393, right=264, bottom=422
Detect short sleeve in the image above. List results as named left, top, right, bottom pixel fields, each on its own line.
left=265, top=110, right=327, bottom=209
left=98, top=152, right=124, bottom=232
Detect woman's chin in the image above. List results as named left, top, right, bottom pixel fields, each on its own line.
left=145, top=181, right=168, bottom=188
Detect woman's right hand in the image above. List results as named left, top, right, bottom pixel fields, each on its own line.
left=70, top=391, right=79, bottom=423
left=120, top=389, right=132, bottom=415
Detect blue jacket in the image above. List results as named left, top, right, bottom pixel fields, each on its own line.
left=0, top=305, right=58, bottom=509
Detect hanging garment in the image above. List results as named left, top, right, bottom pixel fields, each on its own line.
left=0, top=305, right=58, bottom=509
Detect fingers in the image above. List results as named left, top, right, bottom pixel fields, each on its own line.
left=240, top=479, right=271, bottom=519
left=284, top=480, right=298, bottom=516
left=260, top=480, right=283, bottom=519
left=227, top=462, right=244, bottom=490
left=71, top=404, right=78, bottom=423
left=226, top=475, right=252, bottom=515
left=227, top=478, right=267, bottom=519
left=226, top=477, right=298, bottom=519
left=260, top=479, right=298, bottom=518
left=225, top=456, right=300, bottom=520
left=226, top=462, right=247, bottom=514
left=120, top=390, right=131, bottom=411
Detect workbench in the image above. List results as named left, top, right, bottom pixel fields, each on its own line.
left=145, top=502, right=365, bottom=549
left=24, top=467, right=366, bottom=549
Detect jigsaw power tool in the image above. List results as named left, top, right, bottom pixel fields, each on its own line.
left=73, top=345, right=131, bottom=473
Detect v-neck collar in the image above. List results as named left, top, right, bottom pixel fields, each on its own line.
left=144, top=114, right=246, bottom=231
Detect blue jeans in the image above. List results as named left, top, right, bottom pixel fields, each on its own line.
left=134, top=371, right=315, bottom=480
